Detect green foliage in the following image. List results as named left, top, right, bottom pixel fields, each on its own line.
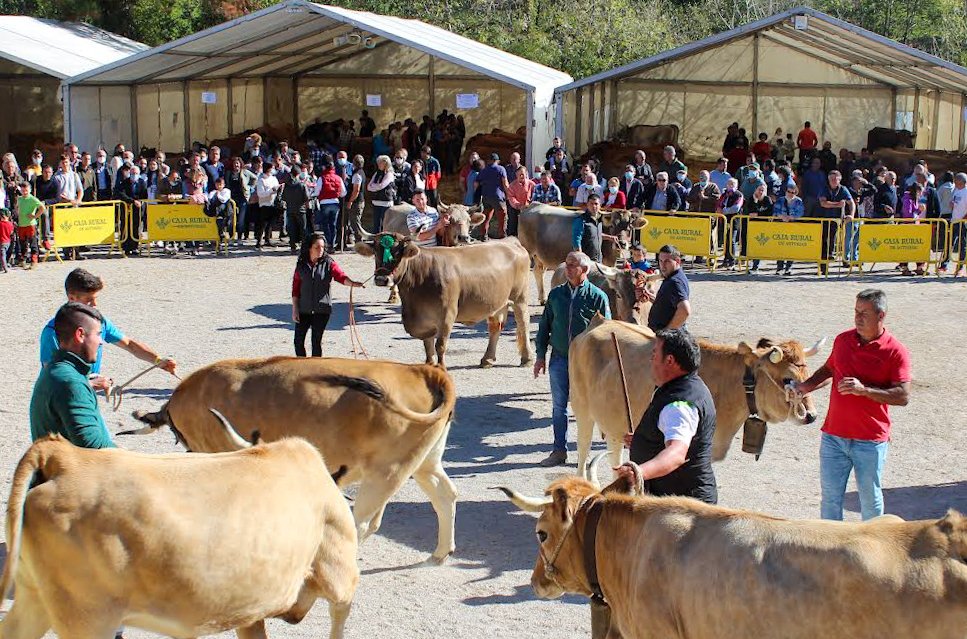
left=8, top=0, right=967, bottom=75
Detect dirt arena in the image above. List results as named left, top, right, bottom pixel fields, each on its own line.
left=2, top=248, right=966, bottom=638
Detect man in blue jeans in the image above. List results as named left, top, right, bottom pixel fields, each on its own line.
left=792, top=289, right=910, bottom=520
left=534, top=251, right=611, bottom=467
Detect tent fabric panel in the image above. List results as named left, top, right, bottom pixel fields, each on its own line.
left=821, top=88, right=893, bottom=153
left=136, top=84, right=160, bottom=150
left=297, top=77, right=429, bottom=132
left=615, top=82, right=686, bottom=140
left=433, top=58, right=486, bottom=77
left=0, top=59, right=54, bottom=76
left=756, top=86, right=825, bottom=143
left=98, top=85, right=134, bottom=151
left=174, top=10, right=301, bottom=54
left=310, top=41, right=430, bottom=75
left=69, top=86, right=102, bottom=153
left=679, top=86, right=753, bottom=161
left=157, top=83, right=187, bottom=152
left=230, top=79, right=265, bottom=134
left=188, top=80, right=229, bottom=144
left=932, top=92, right=962, bottom=151
left=756, top=37, right=883, bottom=86
left=562, top=90, right=577, bottom=154
left=266, top=77, right=294, bottom=128
left=629, top=38, right=754, bottom=83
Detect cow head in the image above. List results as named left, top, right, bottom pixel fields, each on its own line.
left=355, top=232, right=419, bottom=287
left=737, top=338, right=823, bottom=424
left=438, top=203, right=486, bottom=246
left=603, top=210, right=647, bottom=250
left=494, top=467, right=639, bottom=600
left=598, top=264, right=661, bottom=325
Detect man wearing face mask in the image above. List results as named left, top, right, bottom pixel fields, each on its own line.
left=93, top=150, right=112, bottom=200
left=687, top=170, right=721, bottom=214
left=740, top=162, right=765, bottom=202
left=620, top=164, right=645, bottom=209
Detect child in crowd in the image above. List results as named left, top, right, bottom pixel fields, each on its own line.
left=207, top=177, right=233, bottom=241
left=0, top=210, right=13, bottom=273
left=15, top=182, right=43, bottom=268
left=629, top=243, right=651, bottom=271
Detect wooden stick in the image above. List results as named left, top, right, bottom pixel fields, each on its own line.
left=611, top=332, right=634, bottom=434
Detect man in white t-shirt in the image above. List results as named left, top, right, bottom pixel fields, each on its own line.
left=573, top=172, right=603, bottom=210
left=949, top=172, right=967, bottom=274
left=406, top=190, right=449, bottom=248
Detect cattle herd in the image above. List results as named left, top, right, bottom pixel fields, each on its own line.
left=3, top=202, right=967, bottom=639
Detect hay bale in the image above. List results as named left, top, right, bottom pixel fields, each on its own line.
left=461, top=128, right=525, bottom=165
left=874, top=147, right=967, bottom=176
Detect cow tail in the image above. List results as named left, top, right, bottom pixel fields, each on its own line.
left=0, top=443, right=46, bottom=601
left=317, top=373, right=456, bottom=427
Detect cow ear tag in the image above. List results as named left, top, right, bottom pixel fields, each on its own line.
left=380, top=235, right=396, bottom=262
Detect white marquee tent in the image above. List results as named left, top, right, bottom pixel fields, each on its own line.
left=64, top=0, right=572, bottom=168
left=554, top=7, right=967, bottom=160
left=0, top=17, right=145, bottom=151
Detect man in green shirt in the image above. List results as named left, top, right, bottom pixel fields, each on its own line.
left=533, top=251, right=611, bottom=466
left=30, top=302, right=116, bottom=448
left=16, top=181, right=44, bottom=267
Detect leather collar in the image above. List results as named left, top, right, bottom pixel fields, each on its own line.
left=743, top=366, right=758, bottom=416
left=583, top=499, right=606, bottom=602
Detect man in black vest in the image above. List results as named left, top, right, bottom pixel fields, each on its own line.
left=617, top=328, right=717, bottom=504
left=571, top=193, right=603, bottom=262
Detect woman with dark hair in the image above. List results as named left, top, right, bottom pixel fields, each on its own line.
left=291, top=232, right=364, bottom=357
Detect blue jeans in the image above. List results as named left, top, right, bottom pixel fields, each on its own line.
left=843, top=220, right=859, bottom=261
left=233, top=200, right=247, bottom=239
left=314, top=204, right=339, bottom=248
left=820, top=432, right=888, bottom=520
left=549, top=354, right=570, bottom=453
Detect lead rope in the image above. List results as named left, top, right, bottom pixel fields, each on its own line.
left=757, top=366, right=809, bottom=420
left=348, top=273, right=375, bottom=359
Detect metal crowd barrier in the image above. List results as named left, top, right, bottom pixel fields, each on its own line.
left=44, top=200, right=126, bottom=262
left=950, top=218, right=967, bottom=274
left=130, top=199, right=237, bottom=256
left=843, top=217, right=948, bottom=276
left=729, top=215, right=842, bottom=276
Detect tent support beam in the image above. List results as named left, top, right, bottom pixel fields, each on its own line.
left=620, top=77, right=889, bottom=90
left=609, top=80, right=618, bottom=138
left=130, top=86, right=138, bottom=151
left=183, top=81, right=190, bottom=151
left=429, top=55, right=436, bottom=119
left=960, top=94, right=966, bottom=152
left=290, top=40, right=393, bottom=78
left=588, top=82, right=596, bottom=146
left=574, top=86, right=583, bottom=155
left=913, top=88, right=921, bottom=141
left=597, top=83, right=605, bottom=142
left=752, top=33, right=759, bottom=136
left=891, top=86, right=897, bottom=129
left=292, top=77, right=299, bottom=135
left=227, top=78, right=234, bottom=135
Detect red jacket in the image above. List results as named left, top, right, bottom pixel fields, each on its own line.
left=602, top=189, right=627, bottom=209
left=316, top=169, right=343, bottom=200
left=0, top=219, right=12, bottom=244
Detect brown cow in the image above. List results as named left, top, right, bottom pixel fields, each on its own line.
left=131, top=356, right=458, bottom=562
left=518, top=203, right=646, bottom=304
left=498, top=475, right=967, bottom=639
left=355, top=233, right=532, bottom=368
left=550, top=262, right=660, bottom=325
left=569, top=317, right=821, bottom=477
left=0, top=432, right=358, bottom=639
left=360, top=202, right=485, bottom=303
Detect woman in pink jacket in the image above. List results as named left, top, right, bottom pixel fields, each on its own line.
left=506, top=166, right=534, bottom=237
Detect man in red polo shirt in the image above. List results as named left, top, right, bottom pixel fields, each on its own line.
left=793, top=289, right=910, bottom=520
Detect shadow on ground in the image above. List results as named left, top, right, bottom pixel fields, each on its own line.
left=845, top=480, right=967, bottom=519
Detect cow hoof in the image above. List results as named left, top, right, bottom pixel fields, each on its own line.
left=519, top=358, right=533, bottom=367
left=538, top=299, right=546, bottom=306
left=479, top=359, right=495, bottom=369
left=425, top=551, right=454, bottom=566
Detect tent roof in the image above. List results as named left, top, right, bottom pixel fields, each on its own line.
left=557, top=6, right=967, bottom=94
left=0, top=16, right=146, bottom=79
left=66, top=0, right=572, bottom=93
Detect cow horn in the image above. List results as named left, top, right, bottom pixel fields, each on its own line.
left=357, top=227, right=375, bottom=240
left=768, top=346, right=783, bottom=364
left=208, top=408, right=252, bottom=450
left=595, top=263, right=618, bottom=280
left=804, top=337, right=827, bottom=357
left=490, top=486, right=552, bottom=512
left=589, top=451, right=608, bottom=489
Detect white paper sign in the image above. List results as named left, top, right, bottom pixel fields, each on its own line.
left=366, top=94, right=382, bottom=107
left=201, top=91, right=217, bottom=104
left=456, top=93, right=479, bottom=109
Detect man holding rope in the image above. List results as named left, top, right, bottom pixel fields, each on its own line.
left=616, top=328, right=718, bottom=504
left=39, top=268, right=177, bottom=392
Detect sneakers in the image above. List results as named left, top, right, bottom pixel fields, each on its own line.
left=539, top=450, right=567, bottom=467
left=783, top=268, right=792, bottom=276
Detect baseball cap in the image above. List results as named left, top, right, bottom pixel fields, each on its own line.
left=490, top=152, right=500, bottom=161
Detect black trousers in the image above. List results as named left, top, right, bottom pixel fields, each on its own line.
left=255, top=205, right=279, bottom=244
left=294, top=311, right=331, bottom=357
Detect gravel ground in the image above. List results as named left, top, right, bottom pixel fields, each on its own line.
left=1, top=246, right=966, bottom=639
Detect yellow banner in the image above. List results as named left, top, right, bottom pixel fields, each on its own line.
left=745, top=220, right=824, bottom=261
left=146, top=203, right=218, bottom=242
left=53, top=205, right=116, bottom=248
left=858, top=223, right=932, bottom=263
left=639, top=215, right=712, bottom=256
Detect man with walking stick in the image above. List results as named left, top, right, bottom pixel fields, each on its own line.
left=534, top=251, right=610, bottom=467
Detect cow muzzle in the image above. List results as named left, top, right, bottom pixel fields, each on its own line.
left=374, top=274, right=391, bottom=287
left=804, top=410, right=818, bottom=424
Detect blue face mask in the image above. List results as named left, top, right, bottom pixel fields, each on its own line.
left=337, top=158, right=347, bottom=166
left=624, top=171, right=634, bottom=180
left=608, top=186, right=618, bottom=194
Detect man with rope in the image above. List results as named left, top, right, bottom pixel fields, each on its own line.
left=39, top=269, right=177, bottom=394
left=616, top=327, right=718, bottom=504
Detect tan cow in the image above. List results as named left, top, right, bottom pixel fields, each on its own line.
left=131, top=356, right=458, bottom=562
left=0, top=431, right=358, bottom=639
left=518, top=203, right=647, bottom=304
left=355, top=233, right=532, bottom=368
left=498, top=475, right=967, bottom=639
left=550, top=262, right=661, bottom=325
left=569, top=317, right=820, bottom=477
